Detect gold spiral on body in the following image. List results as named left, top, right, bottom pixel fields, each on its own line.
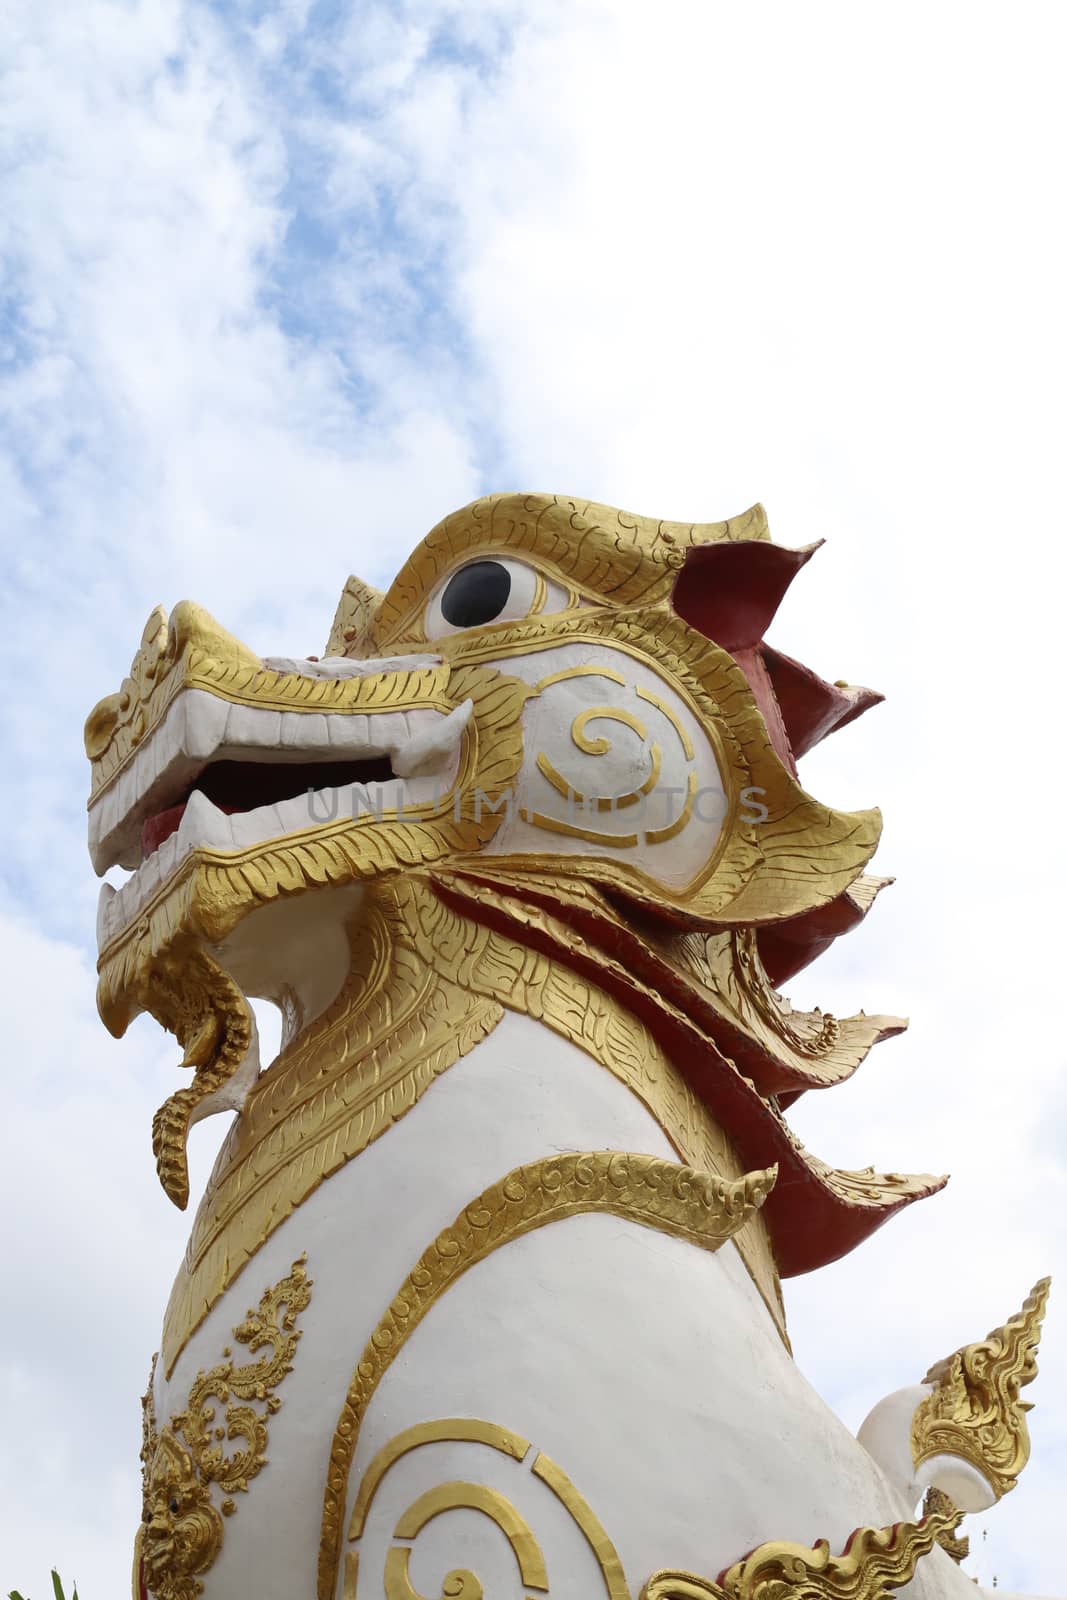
left=344, top=1417, right=629, bottom=1600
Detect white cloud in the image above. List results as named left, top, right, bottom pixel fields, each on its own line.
left=1, top=0, right=1064, bottom=1592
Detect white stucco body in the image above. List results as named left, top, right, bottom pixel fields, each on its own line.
left=155, top=1014, right=981, bottom=1600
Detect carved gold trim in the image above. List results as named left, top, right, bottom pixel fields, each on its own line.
left=160, top=883, right=505, bottom=1377
left=534, top=663, right=627, bottom=692
left=645, top=770, right=697, bottom=846
left=529, top=569, right=549, bottom=617
left=160, top=876, right=787, bottom=1378
left=371, top=493, right=769, bottom=650
left=140, top=1257, right=311, bottom=1600
left=921, top=1489, right=969, bottom=1564
left=326, top=575, right=387, bottom=657
left=910, top=1276, right=1051, bottom=1500
left=138, top=942, right=253, bottom=1209
left=318, top=1151, right=775, bottom=1598
left=385, top=1484, right=548, bottom=1600
left=518, top=806, right=640, bottom=849
left=636, top=686, right=695, bottom=760
left=86, top=603, right=453, bottom=799
left=350, top=1419, right=529, bottom=1537
left=571, top=703, right=648, bottom=754
left=530, top=1450, right=629, bottom=1600
left=95, top=658, right=530, bottom=1033
left=536, top=744, right=663, bottom=810
left=641, top=1504, right=963, bottom=1600
left=458, top=862, right=899, bottom=1098
left=443, top=604, right=880, bottom=925
left=348, top=1416, right=628, bottom=1600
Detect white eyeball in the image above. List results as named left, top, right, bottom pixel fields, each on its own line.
left=425, top=557, right=569, bottom=638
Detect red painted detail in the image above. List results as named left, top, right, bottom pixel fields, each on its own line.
left=670, top=540, right=882, bottom=775
left=142, top=801, right=188, bottom=857
left=670, top=539, right=821, bottom=653
left=757, top=880, right=892, bottom=987
left=431, top=874, right=943, bottom=1278
left=451, top=868, right=887, bottom=1099
left=140, top=799, right=243, bottom=859
left=762, top=646, right=883, bottom=761
left=730, top=644, right=797, bottom=774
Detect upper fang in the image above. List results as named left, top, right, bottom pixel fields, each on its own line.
left=392, top=699, right=473, bottom=777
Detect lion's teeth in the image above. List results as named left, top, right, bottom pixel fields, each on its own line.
left=96, top=882, right=116, bottom=947
left=392, top=699, right=472, bottom=777
left=177, top=789, right=234, bottom=855
left=183, top=693, right=231, bottom=761
left=261, top=654, right=440, bottom=679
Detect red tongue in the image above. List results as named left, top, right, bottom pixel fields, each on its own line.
left=142, top=801, right=187, bottom=858
left=141, top=796, right=241, bottom=860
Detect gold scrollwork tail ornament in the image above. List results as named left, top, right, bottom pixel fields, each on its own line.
left=641, top=1503, right=964, bottom=1600
left=139, top=1258, right=312, bottom=1600
left=920, top=1489, right=969, bottom=1564
left=910, top=1276, right=1051, bottom=1501
left=144, top=941, right=254, bottom=1210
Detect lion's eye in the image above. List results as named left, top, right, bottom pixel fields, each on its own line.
left=440, top=560, right=512, bottom=628
left=426, top=557, right=568, bottom=639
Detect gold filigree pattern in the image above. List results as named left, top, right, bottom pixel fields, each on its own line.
left=371, top=493, right=769, bottom=649
left=437, top=603, right=881, bottom=925
left=159, top=882, right=506, bottom=1376
left=640, top=1504, right=963, bottom=1600
left=910, top=1276, right=1051, bottom=1500
left=450, top=863, right=898, bottom=1097
left=326, top=575, right=387, bottom=657
left=139, top=1257, right=312, bottom=1600
left=318, top=1152, right=776, bottom=1598
left=159, top=874, right=786, bottom=1378
left=85, top=603, right=456, bottom=798
left=430, top=869, right=940, bottom=1271
left=140, top=942, right=253, bottom=1209
left=94, top=657, right=530, bottom=1033
left=921, top=1489, right=969, bottom=1564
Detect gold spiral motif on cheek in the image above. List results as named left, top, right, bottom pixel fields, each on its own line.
left=550, top=704, right=659, bottom=820
left=537, top=744, right=663, bottom=812
left=524, top=676, right=697, bottom=848
left=570, top=704, right=649, bottom=757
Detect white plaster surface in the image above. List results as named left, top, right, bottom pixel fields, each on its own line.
left=857, top=1385, right=997, bottom=1513
left=152, top=1014, right=980, bottom=1600
left=89, top=681, right=460, bottom=878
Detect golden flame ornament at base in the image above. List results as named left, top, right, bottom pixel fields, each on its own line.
left=139, top=1258, right=311, bottom=1599
left=911, top=1278, right=1051, bottom=1500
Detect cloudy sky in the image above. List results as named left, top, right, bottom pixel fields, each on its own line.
left=1, top=2, right=1064, bottom=1593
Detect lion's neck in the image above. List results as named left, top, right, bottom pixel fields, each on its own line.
left=165, top=874, right=786, bottom=1379
left=211, top=882, right=368, bottom=1043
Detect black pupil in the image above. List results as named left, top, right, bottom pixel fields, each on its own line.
left=440, top=561, right=511, bottom=628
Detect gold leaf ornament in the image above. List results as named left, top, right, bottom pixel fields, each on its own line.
left=910, top=1276, right=1051, bottom=1501
left=139, top=1257, right=312, bottom=1600
left=641, top=1503, right=964, bottom=1600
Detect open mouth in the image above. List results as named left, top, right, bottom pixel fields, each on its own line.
left=89, top=666, right=475, bottom=951
left=140, top=755, right=397, bottom=861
